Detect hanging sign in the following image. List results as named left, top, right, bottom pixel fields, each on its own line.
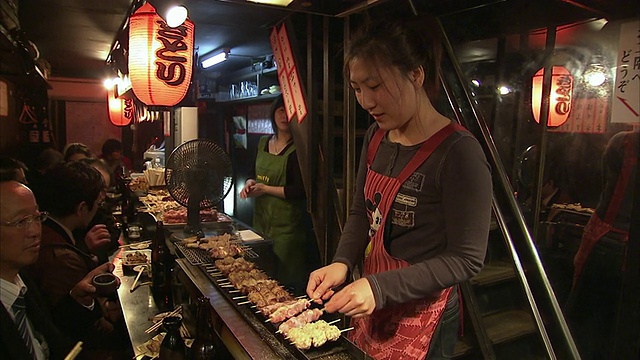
left=129, top=2, right=195, bottom=107
left=279, top=71, right=296, bottom=120
left=531, top=66, right=573, bottom=127
left=270, top=23, right=307, bottom=123
left=611, top=20, right=640, bottom=124
left=270, top=27, right=284, bottom=75
left=107, top=88, right=135, bottom=127
left=288, top=70, right=307, bottom=123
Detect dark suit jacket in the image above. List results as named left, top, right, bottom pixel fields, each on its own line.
left=26, top=219, right=98, bottom=307
left=0, top=273, right=74, bottom=360
left=24, top=219, right=103, bottom=343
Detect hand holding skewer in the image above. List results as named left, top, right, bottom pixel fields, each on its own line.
left=306, top=262, right=349, bottom=304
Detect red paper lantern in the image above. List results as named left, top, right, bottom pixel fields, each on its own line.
left=129, top=3, right=195, bottom=107
left=107, top=88, right=135, bottom=127
left=531, top=66, right=573, bottom=127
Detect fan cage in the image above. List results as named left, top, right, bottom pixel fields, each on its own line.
left=165, top=139, right=233, bottom=209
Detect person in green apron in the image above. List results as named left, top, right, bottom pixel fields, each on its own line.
left=240, top=96, right=319, bottom=292
left=306, top=16, right=492, bottom=359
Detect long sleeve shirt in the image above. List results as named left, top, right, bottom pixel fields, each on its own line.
left=333, top=123, right=493, bottom=309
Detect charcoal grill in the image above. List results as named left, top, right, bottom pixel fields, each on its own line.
left=199, top=263, right=371, bottom=360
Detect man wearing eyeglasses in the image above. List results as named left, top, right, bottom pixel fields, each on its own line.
left=24, top=162, right=132, bottom=358
left=0, top=180, right=117, bottom=360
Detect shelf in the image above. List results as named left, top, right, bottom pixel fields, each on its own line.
left=213, top=93, right=281, bottom=104
left=223, top=66, right=278, bottom=83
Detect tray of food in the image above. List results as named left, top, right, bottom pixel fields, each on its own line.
left=122, top=249, right=151, bottom=267
left=161, top=208, right=234, bottom=230
left=175, top=233, right=257, bottom=266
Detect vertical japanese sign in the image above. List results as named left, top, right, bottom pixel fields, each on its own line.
left=551, top=98, right=608, bottom=133
left=269, top=23, right=308, bottom=123
left=611, top=20, right=640, bottom=124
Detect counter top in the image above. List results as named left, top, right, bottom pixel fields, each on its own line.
left=113, top=249, right=159, bottom=359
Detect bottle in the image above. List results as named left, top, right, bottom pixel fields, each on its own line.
left=29, top=122, right=40, bottom=143
left=121, top=178, right=136, bottom=225
left=159, top=316, right=186, bottom=360
left=152, top=221, right=173, bottom=311
left=189, top=297, right=216, bottom=359
left=41, top=119, right=51, bottom=144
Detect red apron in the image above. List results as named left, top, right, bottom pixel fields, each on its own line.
left=350, top=123, right=464, bottom=360
left=572, top=132, right=637, bottom=288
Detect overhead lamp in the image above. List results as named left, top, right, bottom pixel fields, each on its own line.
left=247, top=0, right=294, bottom=6
left=201, top=49, right=229, bottom=69
left=165, top=5, right=188, bottom=28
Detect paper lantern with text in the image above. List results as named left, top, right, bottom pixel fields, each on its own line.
left=107, top=88, right=135, bottom=127
left=531, top=66, right=573, bottom=127
left=129, top=3, right=195, bottom=107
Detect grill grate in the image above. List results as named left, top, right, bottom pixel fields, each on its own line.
left=175, top=242, right=259, bottom=266
left=198, top=264, right=368, bottom=360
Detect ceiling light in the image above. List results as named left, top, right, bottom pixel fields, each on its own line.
left=202, top=49, right=229, bottom=69
left=247, top=0, right=294, bottom=6
left=166, top=5, right=188, bottom=28
left=498, top=85, right=513, bottom=95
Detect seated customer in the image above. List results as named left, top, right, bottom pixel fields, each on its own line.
left=25, top=162, right=131, bottom=357
left=26, top=148, right=63, bottom=204
left=63, top=143, right=93, bottom=162
left=99, top=139, right=132, bottom=187
left=0, top=156, right=29, bottom=184
left=0, top=179, right=118, bottom=360
left=74, top=158, right=121, bottom=263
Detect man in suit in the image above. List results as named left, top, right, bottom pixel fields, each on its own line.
left=0, top=180, right=116, bottom=360
left=26, top=161, right=131, bottom=357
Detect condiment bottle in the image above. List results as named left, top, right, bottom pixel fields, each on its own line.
left=152, top=220, right=173, bottom=310
left=189, top=297, right=216, bottom=359
left=159, top=316, right=186, bottom=360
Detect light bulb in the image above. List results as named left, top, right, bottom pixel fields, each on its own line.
left=585, top=71, right=606, bottom=87
left=166, top=5, right=188, bottom=28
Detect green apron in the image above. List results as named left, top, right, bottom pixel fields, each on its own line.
left=253, top=136, right=309, bottom=285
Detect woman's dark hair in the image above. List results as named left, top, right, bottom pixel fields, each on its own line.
left=101, top=138, right=123, bottom=156
left=269, top=95, right=285, bottom=138
left=36, top=161, right=105, bottom=216
left=63, top=142, right=92, bottom=161
left=0, top=156, right=28, bottom=182
left=34, top=148, right=63, bottom=172
left=343, top=15, right=443, bottom=100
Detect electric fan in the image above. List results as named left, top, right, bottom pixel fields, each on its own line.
left=165, top=139, right=233, bottom=236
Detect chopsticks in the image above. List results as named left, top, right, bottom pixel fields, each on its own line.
left=130, top=265, right=146, bottom=292
left=145, top=306, right=182, bottom=333
left=64, top=341, right=83, bottom=360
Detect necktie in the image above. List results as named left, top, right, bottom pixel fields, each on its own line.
left=12, top=293, right=36, bottom=359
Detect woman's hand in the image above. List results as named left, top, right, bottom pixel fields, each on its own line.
left=248, top=183, right=268, bottom=197
left=306, top=262, right=349, bottom=303
left=239, top=179, right=257, bottom=199
left=324, top=278, right=376, bottom=318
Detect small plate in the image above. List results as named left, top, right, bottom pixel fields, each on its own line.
left=129, top=242, right=150, bottom=250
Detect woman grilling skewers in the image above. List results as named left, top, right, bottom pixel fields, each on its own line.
left=306, top=15, right=492, bottom=360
